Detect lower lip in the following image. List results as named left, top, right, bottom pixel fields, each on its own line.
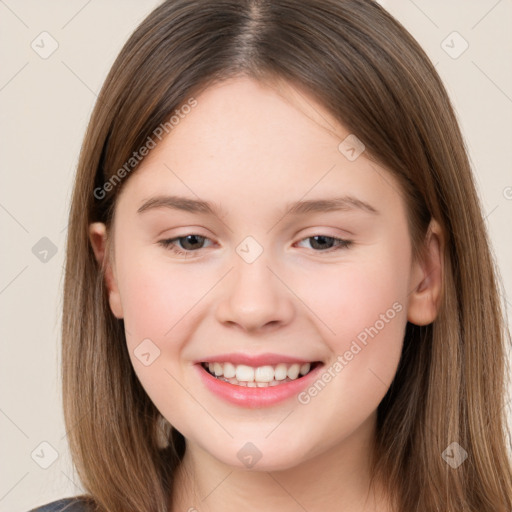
left=195, top=363, right=324, bottom=408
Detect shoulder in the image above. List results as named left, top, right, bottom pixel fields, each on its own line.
left=28, top=497, right=95, bottom=512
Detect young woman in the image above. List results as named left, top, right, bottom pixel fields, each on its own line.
left=29, top=0, right=512, bottom=511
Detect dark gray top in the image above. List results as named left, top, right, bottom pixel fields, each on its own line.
left=29, top=498, right=92, bottom=512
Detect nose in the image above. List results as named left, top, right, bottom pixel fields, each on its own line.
left=215, top=247, right=295, bottom=333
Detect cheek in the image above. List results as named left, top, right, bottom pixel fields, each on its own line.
left=294, top=253, right=408, bottom=434
left=116, top=255, right=192, bottom=346
left=116, top=253, right=222, bottom=374
left=117, top=259, right=198, bottom=413
left=303, top=249, right=408, bottom=333
left=298, top=244, right=409, bottom=385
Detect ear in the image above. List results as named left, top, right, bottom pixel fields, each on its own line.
left=89, top=222, right=124, bottom=319
left=407, top=219, right=444, bottom=326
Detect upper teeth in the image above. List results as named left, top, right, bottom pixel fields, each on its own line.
left=206, top=362, right=311, bottom=382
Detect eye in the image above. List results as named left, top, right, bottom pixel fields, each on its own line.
left=295, top=235, right=352, bottom=253
left=158, top=234, right=213, bottom=257
left=158, top=233, right=352, bottom=257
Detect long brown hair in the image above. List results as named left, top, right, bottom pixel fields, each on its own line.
left=61, top=0, right=512, bottom=510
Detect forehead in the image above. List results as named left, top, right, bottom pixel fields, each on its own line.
left=115, top=76, right=405, bottom=222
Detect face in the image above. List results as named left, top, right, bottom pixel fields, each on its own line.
left=90, top=75, right=440, bottom=471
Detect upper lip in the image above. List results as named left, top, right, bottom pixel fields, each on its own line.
left=196, top=353, right=321, bottom=367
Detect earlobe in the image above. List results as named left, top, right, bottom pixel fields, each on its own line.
left=88, top=222, right=124, bottom=319
left=407, top=219, right=444, bottom=326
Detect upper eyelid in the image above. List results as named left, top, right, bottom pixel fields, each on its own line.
left=161, top=233, right=351, bottom=249
left=159, top=225, right=353, bottom=240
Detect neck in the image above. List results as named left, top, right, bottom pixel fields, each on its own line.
left=170, top=412, right=392, bottom=512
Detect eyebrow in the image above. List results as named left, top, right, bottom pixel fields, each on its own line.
left=137, top=194, right=379, bottom=217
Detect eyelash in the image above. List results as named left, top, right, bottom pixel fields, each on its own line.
left=158, top=234, right=353, bottom=257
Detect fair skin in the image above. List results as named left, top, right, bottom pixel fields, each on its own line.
left=89, top=76, right=443, bottom=512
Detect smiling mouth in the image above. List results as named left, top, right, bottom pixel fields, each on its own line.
left=200, top=361, right=323, bottom=387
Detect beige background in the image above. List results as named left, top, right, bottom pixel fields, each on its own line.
left=1, top=1, right=511, bottom=510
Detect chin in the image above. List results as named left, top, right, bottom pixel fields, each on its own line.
left=207, top=440, right=312, bottom=473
